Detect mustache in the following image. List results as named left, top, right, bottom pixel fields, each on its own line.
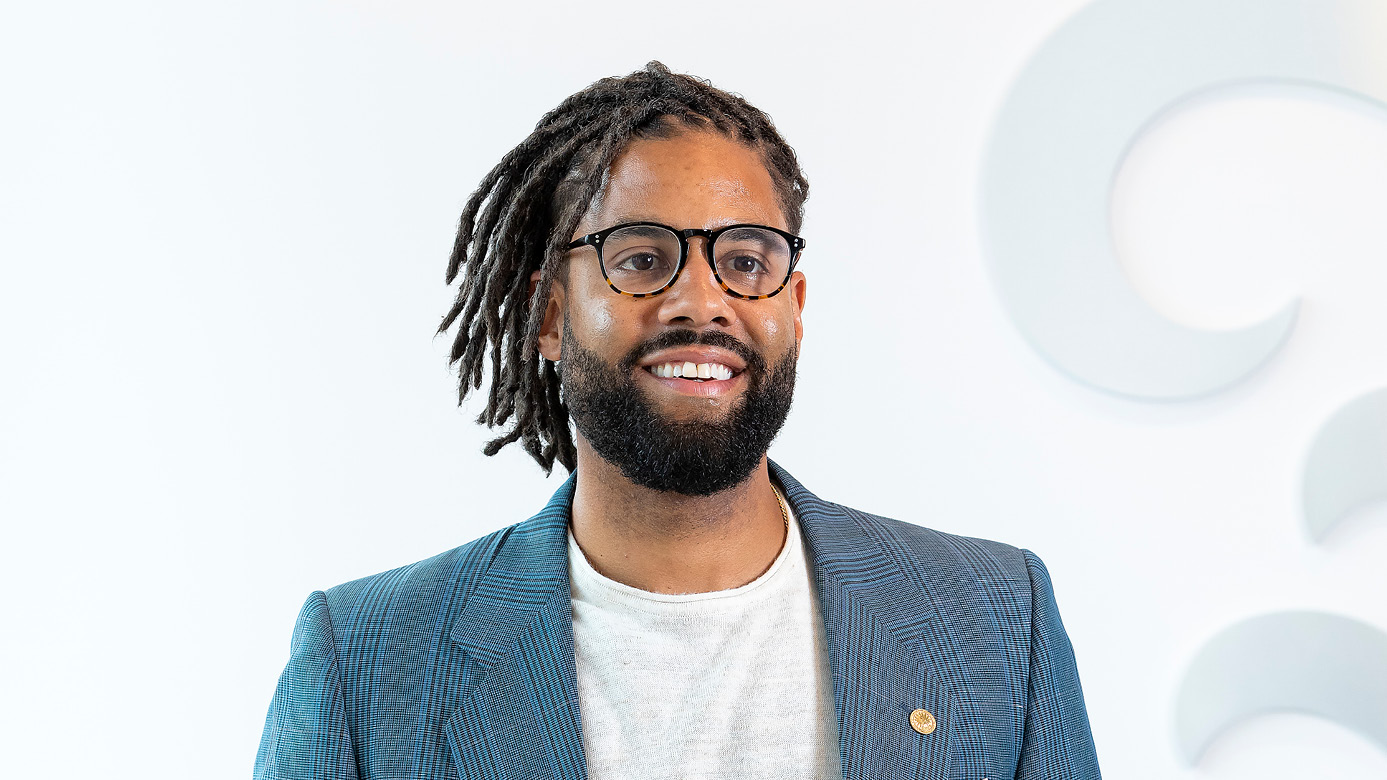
left=618, top=329, right=768, bottom=379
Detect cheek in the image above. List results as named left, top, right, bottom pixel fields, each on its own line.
left=760, top=320, right=781, bottom=344
left=579, top=299, right=617, bottom=340
left=567, top=284, right=639, bottom=353
left=564, top=266, right=618, bottom=341
left=751, top=307, right=789, bottom=345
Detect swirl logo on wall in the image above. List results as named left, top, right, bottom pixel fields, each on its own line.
left=979, top=0, right=1387, bottom=766
left=981, top=0, right=1387, bottom=401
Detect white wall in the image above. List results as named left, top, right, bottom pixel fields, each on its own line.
left=2, top=0, right=1384, bottom=777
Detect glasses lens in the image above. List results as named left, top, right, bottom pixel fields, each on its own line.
left=713, top=227, right=793, bottom=297
left=601, top=225, right=682, bottom=294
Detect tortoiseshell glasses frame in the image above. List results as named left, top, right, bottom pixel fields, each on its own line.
left=564, top=221, right=806, bottom=300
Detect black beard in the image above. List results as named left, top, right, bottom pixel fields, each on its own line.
left=559, top=322, right=797, bottom=496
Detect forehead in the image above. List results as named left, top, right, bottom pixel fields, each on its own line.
left=578, top=128, right=785, bottom=233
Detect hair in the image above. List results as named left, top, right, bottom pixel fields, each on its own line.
left=436, top=61, right=809, bottom=475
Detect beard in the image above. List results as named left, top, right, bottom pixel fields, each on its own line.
left=559, top=320, right=797, bottom=497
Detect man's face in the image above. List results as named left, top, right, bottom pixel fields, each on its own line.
left=536, top=127, right=808, bottom=495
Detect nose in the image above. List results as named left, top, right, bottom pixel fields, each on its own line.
left=655, top=236, right=736, bottom=328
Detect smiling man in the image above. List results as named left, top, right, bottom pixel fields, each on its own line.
left=255, top=63, right=1101, bottom=780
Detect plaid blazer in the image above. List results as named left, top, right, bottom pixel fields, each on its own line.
left=255, top=461, right=1100, bottom=779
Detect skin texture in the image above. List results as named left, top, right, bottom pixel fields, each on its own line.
left=528, top=128, right=808, bottom=594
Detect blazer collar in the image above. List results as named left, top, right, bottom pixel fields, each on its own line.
left=445, top=461, right=960, bottom=780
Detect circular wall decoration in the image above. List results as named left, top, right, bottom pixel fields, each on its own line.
left=980, top=0, right=1387, bottom=400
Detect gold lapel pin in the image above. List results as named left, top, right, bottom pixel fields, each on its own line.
left=909, top=709, right=937, bottom=735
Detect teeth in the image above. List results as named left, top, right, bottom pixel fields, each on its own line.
left=648, top=362, right=736, bottom=381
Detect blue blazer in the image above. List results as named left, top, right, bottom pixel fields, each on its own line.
left=255, top=461, right=1100, bottom=779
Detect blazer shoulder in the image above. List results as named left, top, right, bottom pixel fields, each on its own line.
left=315, top=521, right=522, bottom=638
left=829, top=501, right=1034, bottom=590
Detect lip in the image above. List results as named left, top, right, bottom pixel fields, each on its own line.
left=637, top=347, right=748, bottom=374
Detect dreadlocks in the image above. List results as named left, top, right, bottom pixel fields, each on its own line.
left=437, top=61, right=810, bottom=475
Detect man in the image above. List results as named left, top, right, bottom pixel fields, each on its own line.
left=255, top=62, right=1100, bottom=780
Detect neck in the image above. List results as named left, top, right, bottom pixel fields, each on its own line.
left=568, top=435, right=787, bottom=594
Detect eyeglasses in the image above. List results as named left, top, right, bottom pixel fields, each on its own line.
left=565, top=221, right=805, bottom=300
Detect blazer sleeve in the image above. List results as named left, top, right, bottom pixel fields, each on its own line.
left=1015, top=549, right=1101, bottom=779
left=254, top=590, right=359, bottom=780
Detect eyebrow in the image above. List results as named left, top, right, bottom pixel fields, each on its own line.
left=615, top=224, right=673, bottom=239
left=602, top=215, right=771, bottom=230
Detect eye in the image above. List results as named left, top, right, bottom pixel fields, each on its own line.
left=615, top=251, right=663, bottom=272
left=723, top=252, right=768, bottom=275
left=618, top=253, right=654, bottom=272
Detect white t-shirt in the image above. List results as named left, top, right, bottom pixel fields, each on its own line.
left=568, top=486, right=842, bottom=780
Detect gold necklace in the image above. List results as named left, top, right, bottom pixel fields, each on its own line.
left=772, top=485, right=788, bottom=532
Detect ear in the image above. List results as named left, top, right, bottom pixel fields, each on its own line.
left=787, top=269, right=807, bottom=351
left=531, top=269, right=566, bottom=361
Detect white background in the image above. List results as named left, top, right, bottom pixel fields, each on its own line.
left=2, top=0, right=1385, bottom=777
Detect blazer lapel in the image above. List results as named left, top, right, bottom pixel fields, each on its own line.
left=772, top=461, right=959, bottom=780
left=443, top=474, right=587, bottom=780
